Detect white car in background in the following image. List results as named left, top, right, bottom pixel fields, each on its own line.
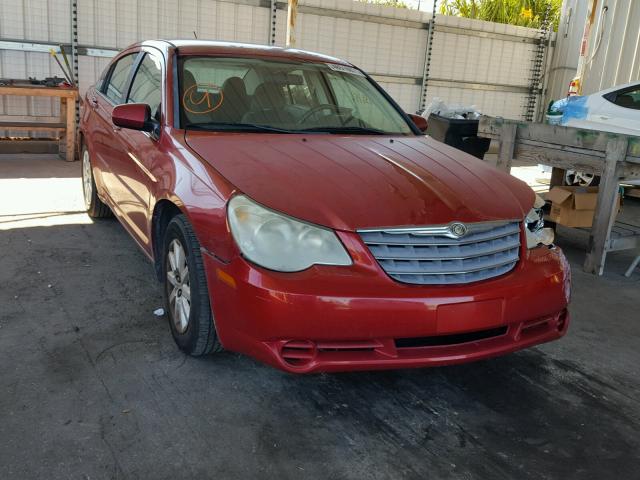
left=554, top=82, right=640, bottom=186
left=561, top=82, right=640, bottom=135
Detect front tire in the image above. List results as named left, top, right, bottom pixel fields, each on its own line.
left=163, top=214, right=222, bottom=356
left=82, top=145, right=112, bottom=218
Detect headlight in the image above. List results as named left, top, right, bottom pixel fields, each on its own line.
left=525, top=194, right=554, bottom=249
left=227, top=195, right=352, bottom=272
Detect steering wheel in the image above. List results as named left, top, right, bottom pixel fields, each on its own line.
left=298, top=104, right=353, bottom=125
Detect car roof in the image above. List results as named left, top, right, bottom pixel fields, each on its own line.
left=136, top=39, right=351, bottom=66
left=593, top=81, right=640, bottom=96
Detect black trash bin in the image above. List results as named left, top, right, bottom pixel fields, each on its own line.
left=426, top=113, right=491, bottom=159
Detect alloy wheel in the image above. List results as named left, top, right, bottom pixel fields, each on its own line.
left=166, top=239, right=191, bottom=334
left=564, top=170, right=595, bottom=187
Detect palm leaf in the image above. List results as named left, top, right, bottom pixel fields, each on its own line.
left=439, top=0, right=561, bottom=30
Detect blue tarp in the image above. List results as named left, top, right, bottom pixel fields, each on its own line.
left=551, top=96, right=589, bottom=124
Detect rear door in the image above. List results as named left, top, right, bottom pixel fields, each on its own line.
left=90, top=52, right=139, bottom=207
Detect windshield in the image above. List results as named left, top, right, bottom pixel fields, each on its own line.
left=178, top=56, right=414, bottom=135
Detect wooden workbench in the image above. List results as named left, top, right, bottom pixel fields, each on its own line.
left=478, top=116, right=640, bottom=276
left=0, top=84, right=78, bottom=162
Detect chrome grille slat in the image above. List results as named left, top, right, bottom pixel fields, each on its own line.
left=370, top=237, right=520, bottom=261
left=381, top=255, right=519, bottom=275
left=360, top=223, right=521, bottom=246
left=359, top=221, right=521, bottom=285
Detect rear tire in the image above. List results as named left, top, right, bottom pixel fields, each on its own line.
left=163, top=214, right=223, bottom=356
left=82, top=145, right=112, bottom=218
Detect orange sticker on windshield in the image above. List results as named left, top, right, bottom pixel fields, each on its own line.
left=182, top=83, right=224, bottom=114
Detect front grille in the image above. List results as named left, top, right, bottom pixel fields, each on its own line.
left=359, top=220, right=521, bottom=285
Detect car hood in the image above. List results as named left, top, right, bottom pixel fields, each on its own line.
left=185, top=132, right=534, bottom=231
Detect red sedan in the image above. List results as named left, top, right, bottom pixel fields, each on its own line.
left=80, top=40, right=570, bottom=373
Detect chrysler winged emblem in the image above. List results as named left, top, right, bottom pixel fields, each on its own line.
left=448, top=222, right=468, bottom=238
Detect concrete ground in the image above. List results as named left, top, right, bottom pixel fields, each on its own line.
left=1, top=154, right=639, bottom=480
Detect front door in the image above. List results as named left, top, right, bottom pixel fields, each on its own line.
left=109, top=52, right=164, bottom=254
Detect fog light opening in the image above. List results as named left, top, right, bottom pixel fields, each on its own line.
left=280, top=340, right=317, bottom=368
left=556, top=309, right=568, bottom=332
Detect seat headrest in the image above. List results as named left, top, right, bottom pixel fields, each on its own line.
left=182, top=69, right=197, bottom=90
left=617, top=94, right=635, bottom=108
left=253, top=82, right=285, bottom=110
left=222, top=77, right=247, bottom=98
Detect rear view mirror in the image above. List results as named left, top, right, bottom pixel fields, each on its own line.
left=285, top=73, right=304, bottom=85
left=112, top=103, right=154, bottom=132
left=408, top=113, right=428, bottom=133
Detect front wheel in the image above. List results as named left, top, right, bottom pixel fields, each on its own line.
left=163, top=214, right=223, bottom=356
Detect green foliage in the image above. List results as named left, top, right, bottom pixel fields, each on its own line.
left=439, top=0, right=562, bottom=30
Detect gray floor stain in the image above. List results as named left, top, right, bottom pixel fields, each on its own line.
left=1, top=157, right=640, bottom=479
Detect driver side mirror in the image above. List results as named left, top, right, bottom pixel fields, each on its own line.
left=408, top=113, right=428, bottom=133
left=112, top=103, right=154, bottom=132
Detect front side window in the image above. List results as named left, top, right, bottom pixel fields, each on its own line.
left=104, top=54, right=136, bottom=104
left=178, top=56, right=413, bottom=135
left=128, top=53, right=162, bottom=121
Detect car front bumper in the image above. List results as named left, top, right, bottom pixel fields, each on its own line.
left=204, top=240, right=571, bottom=373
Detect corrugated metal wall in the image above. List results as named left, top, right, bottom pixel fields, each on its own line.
left=428, top=15, right=547, bottom=121
left=76, top=0, right=271, bottom=97
left=579, top=0, right=640, bottom=95
left=544, top=0, right=587, bottom=104
left=290, top=2, right=429, bottom=112
left=0, top=0, right=71, bottom=131
left=1, top=0, right=551, bottom=130
left=546, top=0, right=640, bottom=103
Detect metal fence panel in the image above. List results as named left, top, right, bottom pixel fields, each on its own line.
left=426, top=14, right=548, bottom=119
left=544, top=0, right=587, bottom=105
left=546, top=0, right=640, bottom=104
left=1, top=0, right=553, bottom=133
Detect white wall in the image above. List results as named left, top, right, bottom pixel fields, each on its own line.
left=427, top=15, right=547, bottom=120
left=1, top=0, right=549, bottom=127
left=0, top=0, right=72, bottom=128
left=548, top=0, right=640, bottom=99
left=544, top=0, right=587, bottom=104
left=581, top=0, right=640, bottom=94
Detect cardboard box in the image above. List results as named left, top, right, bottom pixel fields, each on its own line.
left=545, top=186, right=620, bottom=228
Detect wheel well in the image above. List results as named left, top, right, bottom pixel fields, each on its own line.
left=152, top=200, right=183, bottom=281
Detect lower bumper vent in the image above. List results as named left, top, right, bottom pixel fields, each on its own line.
left=395, top=326, right=508, bottom=349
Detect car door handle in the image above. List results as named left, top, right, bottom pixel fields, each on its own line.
left=598, top=115, right=610, bottom=120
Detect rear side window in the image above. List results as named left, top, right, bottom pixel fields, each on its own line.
left=605, top=87, right=640, bottom=110
left=128, top=53, right=162, bottom=121
left=104, top=54, right=136, bottom=104
left=95, top=59, right=111, bottom=91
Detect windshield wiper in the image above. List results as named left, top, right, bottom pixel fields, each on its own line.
left=185, top=122, right=389, bottom=135
left=185, top=122, right=297, bottom=134
left=297, top=126, right=387, bottom=135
